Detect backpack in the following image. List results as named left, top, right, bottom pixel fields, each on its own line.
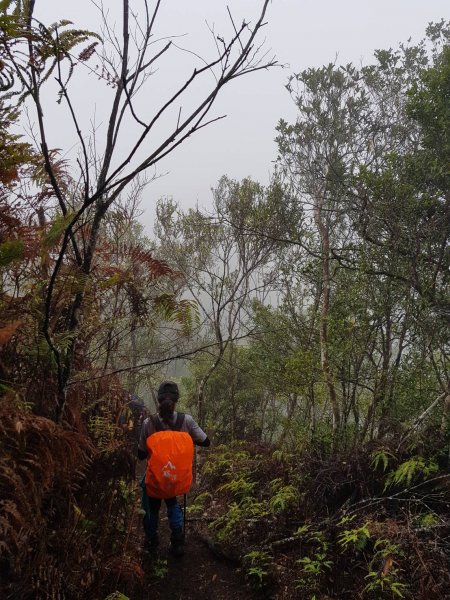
left=144, top=413, right=194, bottom=499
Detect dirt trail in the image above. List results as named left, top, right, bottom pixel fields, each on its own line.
left=140, top=522, right=266, bottom=600
left=133, top=463, right=267, bottom=600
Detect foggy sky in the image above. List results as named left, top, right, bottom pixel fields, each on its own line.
left=33, top=1, right=449, bottom=232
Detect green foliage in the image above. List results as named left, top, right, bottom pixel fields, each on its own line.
left=371, top=448, right=396, bottom=472
left=384, top=456, right=438, bottom=490
left=363, top=535, right=407, bottom=597
left=296, top=553, right=332, bottom=577
left=372, top=538, right=405, bottom=562
left=187, top=491, right=212, bottom=516
left=294, top=526, right=333, bottom=592
left=103, top=593, right=130, bottom=600
left=153, top=294, right=199, bottom=336
left=219, top=477, right=256, bottom=500
left=364, top=570, right=408, bottom=598
left=87, top=415, right=116, bottom=451
left=296, top=524, right=311, bottom=536
left=42, top=211, right=76, bottom=250
left=182, top=342, right=272, bottom=442
left=200, top=437, right=449, bottom=600
left=416, top=512, right=439, bottom=528
left=243, top=550, right=271, bottom=585
left=116, top=479, right=132, bottom=504
left=269, top=483, right=298, bottom=514
left=284, top=349, right=317, bottom=392
left=272, top=449, right=294, bottom=463
left=338, top=522, right=371, bottom=551
left=202, top=444, right=251, bottom=480
left=0, top=239, right=24, bottom=266
left=407, top=44, right=450, bottom=160
left=0, top=0, right=101, bottom=98
left=210, top=496, right=269, bottom=543
left=151, top=559, right=168, bottom=580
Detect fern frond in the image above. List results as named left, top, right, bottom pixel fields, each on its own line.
left=153, top=294, right=198, bottom=335
left=129, top=246, right=180, bottom=280
left=384, top=456, right=439, bottom=490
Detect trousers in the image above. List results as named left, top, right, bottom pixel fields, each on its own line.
left=141, top=478, right=183, bottom=540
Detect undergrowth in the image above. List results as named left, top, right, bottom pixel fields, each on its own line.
left=0, top=383, right=143, bottom=600
left=194, top=438, right=450, bottom=599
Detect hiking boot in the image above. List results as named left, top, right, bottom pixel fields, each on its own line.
left=170, top=530, right=185, bottom=557
left=144, top=535, right=159, bottom=555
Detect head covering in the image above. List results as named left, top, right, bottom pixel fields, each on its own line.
left=157, top=381, right=179, bottom=402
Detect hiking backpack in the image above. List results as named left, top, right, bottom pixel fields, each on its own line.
left=144, top=413, right=194, bottom=499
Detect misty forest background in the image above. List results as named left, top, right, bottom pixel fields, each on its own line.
left=0, top=1, right=449, bottom=599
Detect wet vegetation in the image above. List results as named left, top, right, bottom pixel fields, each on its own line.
left=0, top=2, right=448, bottom=599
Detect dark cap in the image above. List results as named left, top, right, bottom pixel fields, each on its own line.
left=157, top=381, right=179, bottom=401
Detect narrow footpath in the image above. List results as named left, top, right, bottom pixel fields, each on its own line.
left=133, top=463, right=269, bottom=600
left=140, top=523, right=266, bottom=600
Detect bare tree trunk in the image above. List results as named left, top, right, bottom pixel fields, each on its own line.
left=229, top=343, right=237, bottom=440
left=309, top=384, right=316, bottom=436
left=373, top=313, right=392, bottom=439
left=441, top=394, right=450, bottom=435
left=279, top=393, right=298, bottom=445
left=314, top=189, right=340, bottom=436
left=396, top=392, right=447, bottom=450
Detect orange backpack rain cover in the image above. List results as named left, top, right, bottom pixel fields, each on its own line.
left=145, top=431, right=194, bottom=499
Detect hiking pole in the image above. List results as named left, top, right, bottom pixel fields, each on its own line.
left=183, top=494, right=187, bottom=534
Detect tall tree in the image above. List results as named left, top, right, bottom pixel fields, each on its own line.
left=156, top=176, right=279, bottom=426
left=0, top=0, right=276, bottom=421
left=272, top=24, right=449, bottom=442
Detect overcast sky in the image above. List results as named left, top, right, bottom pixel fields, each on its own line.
left=34, top=1, right=449, bottom=232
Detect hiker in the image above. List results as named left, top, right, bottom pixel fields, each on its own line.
left=138, top=381, right=210, bottom=556
left=119, top=392, right=147, bottom=443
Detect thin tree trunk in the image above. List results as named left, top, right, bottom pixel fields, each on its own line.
left=314, top=188, right=340, bottom=435
left=127, top=321, right=138, bottom=394
left=229, top=344, right=237, bottom=440
left=197, top=347, right=225, bottom=426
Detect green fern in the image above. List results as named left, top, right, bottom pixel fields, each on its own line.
left=210, top=497, right=268, bottom=542
left=219, top=477, right=256, bottom=499
left=103, top=593, right=130, bottom=600
left=0, top=1, right=101, bottom=98
left=371, top=447, right=395, bottom=472
left=384, top=456, right=438, bottom=491
left=269, top=484, right=298, bottom=514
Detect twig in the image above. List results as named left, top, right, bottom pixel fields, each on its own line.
left=396, top=393, right=447, bottom=451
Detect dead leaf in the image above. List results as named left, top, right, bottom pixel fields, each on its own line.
left=382, top=555, right=395, bottom=576
left=0, top=320, right=22, bottom=345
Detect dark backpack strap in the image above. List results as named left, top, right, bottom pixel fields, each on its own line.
left=151, top=413, right=163, bottom=432
left=151, top=412, right=184, bottom=432
left=173, top=412, right=185, bottom=432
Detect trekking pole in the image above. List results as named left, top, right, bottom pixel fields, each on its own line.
left=183, top=494, right=187, bottom=534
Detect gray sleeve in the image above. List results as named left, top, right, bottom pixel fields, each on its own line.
left=184, top=414, right=207, bottom=444
left=138, top=418, right=153, bottom=452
